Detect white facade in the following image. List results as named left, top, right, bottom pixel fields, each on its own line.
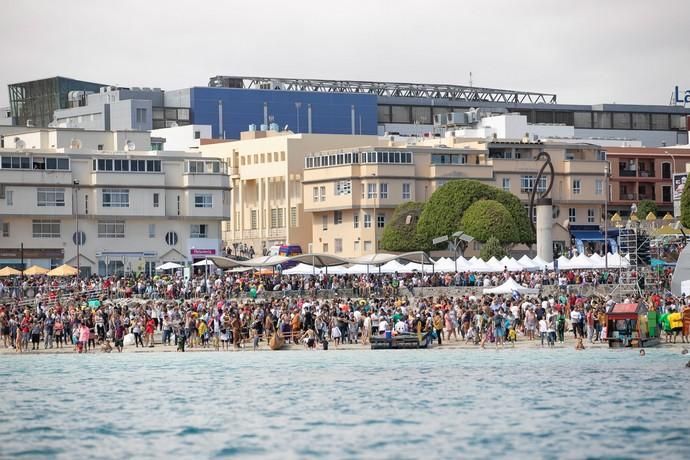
left=152, top=125, right=212, bottom=151
left=0, top=129, right=230, bottom=276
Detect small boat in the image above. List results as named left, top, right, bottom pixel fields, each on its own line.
left=269, top=332, right=285, bottom=350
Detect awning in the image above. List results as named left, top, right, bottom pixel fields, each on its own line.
left=571, top=230, right=605, bottom=241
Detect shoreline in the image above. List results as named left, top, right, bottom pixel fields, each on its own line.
left=2, top=336, right=687, bottom=355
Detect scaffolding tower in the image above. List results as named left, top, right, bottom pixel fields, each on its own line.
left=617, top=226, right=639, bottom=298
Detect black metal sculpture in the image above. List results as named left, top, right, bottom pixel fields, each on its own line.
left=528, top=151, right=555, bottom=234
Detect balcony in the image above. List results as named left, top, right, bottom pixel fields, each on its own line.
left=618, top=168, right=637, bottom=177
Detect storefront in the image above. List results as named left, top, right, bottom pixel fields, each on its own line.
left=0, top=247, right=64, bottom=271
left=96, top=251, right=157, bottom=276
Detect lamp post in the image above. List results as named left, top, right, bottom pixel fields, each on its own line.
left=371, top=173, right=377, bottom=251
left=73, top=180, right=80, bottom=278
left=604, top=163, right=610, bottom=270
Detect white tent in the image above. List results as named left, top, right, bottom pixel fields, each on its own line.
left=433, top=257, right=456, bottom=272
left=486, top=256, right=504, bottom=272
left=483, top=278, right=540, bottom=295
left=567, top=253, right=596, bottom=270
left=554, top=255, right=572, bottom=270
left=192, top=259, right=216, bottom=267
left=156, top=262, right=183, bottom=270
left=500, top=256, right=525, bottom=272
left=468, top=257, right=495, bottom=273
left=531, top=256, right=553, bottom=270
left=607, top=253, right=630, bottom=268
left=517, top=255, right=540, bottom=271
left=379, top=260, right=409, bottom=273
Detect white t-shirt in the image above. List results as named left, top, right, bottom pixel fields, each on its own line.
left=378, top=320, right=388, bottom=333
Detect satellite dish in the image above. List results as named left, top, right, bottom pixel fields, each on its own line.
left=15, top=139, right=25, bottom=150
left=124, top=140, right=136, bottom=151
left=70, top=138, right=82, bottom=149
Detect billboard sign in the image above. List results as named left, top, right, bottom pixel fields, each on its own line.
left=673, top=173, right=687, bottom=217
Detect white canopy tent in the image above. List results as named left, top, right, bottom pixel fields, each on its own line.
left=499, top=256, right=525, bottom=272
left=517, top=255, right=540, bottom=271
left=156, top=262, right=183, bottom=271
left=483, top=278, right=540, bottom=295
left=192, top=259, right=216, bottom=267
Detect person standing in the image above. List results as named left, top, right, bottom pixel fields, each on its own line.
left=433, top=311, right=443, bottom=346
left=682, top=305, right=690, bottom=344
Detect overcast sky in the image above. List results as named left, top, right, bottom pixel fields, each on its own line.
left=2, top=0, right=689, bottom=107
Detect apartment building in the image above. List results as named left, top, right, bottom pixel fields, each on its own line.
left=198, top=130, right=379, bottom=254
left=0, top=129, right=230, bottom=276
left=605, top=147, right=690, bottom=215
left=303, top=140, right=607, bottom=257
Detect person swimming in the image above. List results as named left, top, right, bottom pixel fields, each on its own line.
left=681, top=348, right=688, bottom=355
left=639, top=349, right=646, bottom=356
left=575, top=338, right=585, bottom=350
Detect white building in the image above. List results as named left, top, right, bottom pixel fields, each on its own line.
left=0, top=129, right=230, bottom=276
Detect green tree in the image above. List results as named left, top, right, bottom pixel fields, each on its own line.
left=460, top=199, right=519, bottom=243
left=480, top=236, right=508, bottom=260
left=636, top=199, right=657, bottom=220
left=416, top=180, right=534, bottom=250
left=681, top=175, right=690, bottom=227
left=380, top=201, right=425, bottom=252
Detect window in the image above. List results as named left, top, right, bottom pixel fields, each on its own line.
left=593, top=112, right=612, bottom=129
left=632, top=113, right=650, bottom=130
left=364, top=214, right=372, bottom=228
left=651, top=114, right=670, bottom=130
left=354, top=240, right=360, bottom=253
left=379, top=183, right=388, bottom=199
left=377, top=213, right=385, bottom=228
left=502, top=177, right=511, bottom=192
left=32, top=220, right=60, bottom=238
left=322, top=243, right=329, bottom=253
left=573, top=112, right=592, bottom=128
left=2, top=222, right=8, bottom=237
left=165, top=231, right=178, bottom=246
left=322, top=215, right=328, bottom=231
left=377, top=105, right=391, bottom=123
left=6, top=190, right=13, bottom=206
left=191, top=224, right=208, bottom=238
left=72, top=231, right=85, bottom=245
left=186, top=160, right=220, bottom=174
left=367, top=183, right=377, bottom=199
left=587, top=208, right=596, bottom=224
left=313, top=187, right=319, bottom=202
left=661, top=162, right=672, bottom=179
left=572, top=179, right=581, bottom=195
left=136, top=108, right=147, bottom=123
left=102, top=188, right=129, bottom=208
left=595, top=179, right=603, bottom=195
left=334, top=210, right=343, bottom=225
left=364, top=241, right=372, bottom=252
left=612, top=112, right=631, bottom=129
left=153, top=193, right=159, bottom=208
left=148, top=224, right=156, bottom=238
left=1, top=156, right=68, bottom=170
left=194, top=193, right=213, bottom=208
left=391, top=106, right=410, bottom=123
left=520, top=175, right=547, bottom=193
left=319, top=186, right=326, bottom=202
left=37, top=188, right=66, bottom=207
left=177, top=195, right=180, bottom=215
left=334, top=180, right=352, bottom=196
left=402, top=183, right=411, bottom=200
left=98, top=220, right=125, bottom=238
left=334, top=238, right=343, bottom=253
left=353, top=214, right=359, bottom=228
left=568, top=208, right=576, bottom=223
left=662, top=186, right=672, bottom=203
left=250, top=210, right=258, bottom=230
left=194, top=131, right=201, bottom=139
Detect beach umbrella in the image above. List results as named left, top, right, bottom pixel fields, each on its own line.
left=23, top=265, right=50, bottom=276
left=47, top=264, right=79, bottom=277
left=0, top=266, right=21, bottom=277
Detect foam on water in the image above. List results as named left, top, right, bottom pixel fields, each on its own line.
left=1, top=348, right=689, bottom=459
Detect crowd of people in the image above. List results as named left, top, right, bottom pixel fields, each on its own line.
left=2, top=270, right=690, bottom=354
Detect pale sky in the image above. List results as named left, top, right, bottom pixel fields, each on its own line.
left=2, top=0, right=689, bottom=107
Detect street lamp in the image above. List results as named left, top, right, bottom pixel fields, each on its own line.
left=371, top=173, right=377, bottom=250
left=73, top=180, right=80, bottom=278
left=604, top=163, right=610, bottom=270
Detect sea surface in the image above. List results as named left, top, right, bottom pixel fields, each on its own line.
left=1, top=348, right=689, bottom=459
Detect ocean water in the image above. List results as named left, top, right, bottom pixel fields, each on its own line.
left=1, top=348, right=689, bottom=459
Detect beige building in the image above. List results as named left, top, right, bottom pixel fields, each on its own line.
left=303, top=138, right=608, bottom=257
left=199, top=131, right=379, bottom=254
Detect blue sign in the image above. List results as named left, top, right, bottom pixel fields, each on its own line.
left=674, top=86, right=690, bottom=104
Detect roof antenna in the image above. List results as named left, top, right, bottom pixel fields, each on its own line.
left=469, top=71, right=473, bottom=88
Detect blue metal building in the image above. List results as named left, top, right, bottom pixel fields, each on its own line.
left=186, top=87, right=378, bottom=139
